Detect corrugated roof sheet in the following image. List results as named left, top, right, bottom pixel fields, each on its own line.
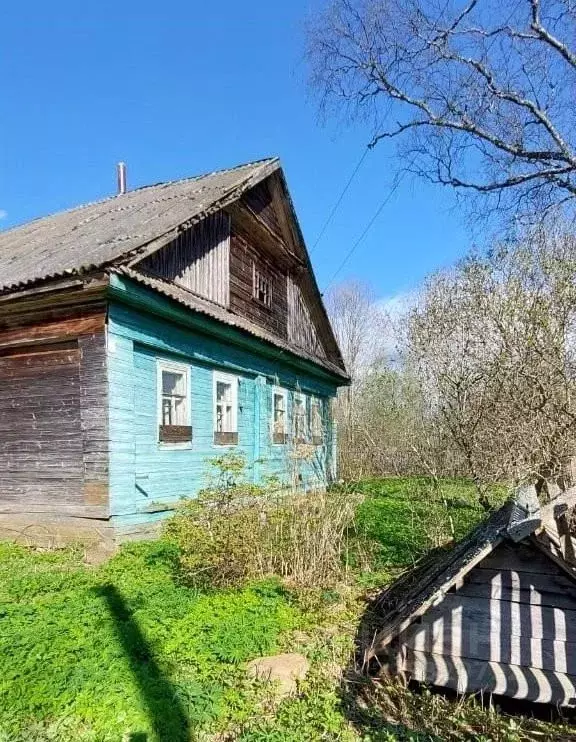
left=0, top=158, right=278, bottom=291
left=112, top=266, right=348, bottom=379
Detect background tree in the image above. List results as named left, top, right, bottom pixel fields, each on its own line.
left=325, top=281, right=389, bottom=477
left=308, top=0, right=576, bottom=224
left=325, top=281, right=446, bottom=478
left=402, top=227, right=576, bottom=502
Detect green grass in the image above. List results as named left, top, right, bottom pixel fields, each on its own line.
left=0, top=540, right=300, bottom=741
left=347, top=477, right=503, bottom=586
left=0, top=477, right=565, bottom=741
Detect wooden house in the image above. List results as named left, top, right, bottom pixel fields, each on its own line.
left=0, top=158, right=348, bottom=547
left=369, top=487, right=576, bottom=707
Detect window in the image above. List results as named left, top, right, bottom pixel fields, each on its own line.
left=213, top=372, right=238, bottom=445
left=310, top=398, right=323, bottom=445
left=252, top=262, right=272, bottom=307
left=157, top=361, right=191, bottom=444
left=272, top=387, right=288, bottom=444
left=293, top=392, right=308, bottom=443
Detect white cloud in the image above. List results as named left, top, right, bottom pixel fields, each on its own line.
left=373, top=288, right=420, bottom=362
left=376, top=288, right=419, bottom=320
left=0, top=210, right=7, bottom=220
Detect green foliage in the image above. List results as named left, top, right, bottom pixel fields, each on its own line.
left=238, top=672, right=358, bottom=741
left=344, top=477, right=505, bottom=576
left=164, top=489, right=266, bottom=589
left=0, top=476, right=565, bottom=742
left=0, top=539, right=299, bottom=741
left=166, top=453, right=362, bottom=589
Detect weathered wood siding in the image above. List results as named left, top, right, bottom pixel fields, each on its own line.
left=0, top=311, right=109, bottom=530
left=229, top=230, right=288, bottom=339
left=391, top=541, right=576, bottom=705
left=138, top=212, right=230, bottom=306
left=242, top=179, right=283, bottom=237
left=107, top=295, right=337, bottom=530
left=287, top=274, right=326, bottom=360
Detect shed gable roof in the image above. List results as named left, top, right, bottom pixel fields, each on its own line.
left=369, top=487, right=576, bottom=661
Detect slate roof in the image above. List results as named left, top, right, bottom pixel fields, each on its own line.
left=369, top=488, right=576, bottom=658
left=0, top=158, right=278, bottom=292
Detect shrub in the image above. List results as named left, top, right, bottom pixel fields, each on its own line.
left=164, top=454, right=363, bottom=589
left=259, top=489, right=362, bottom=586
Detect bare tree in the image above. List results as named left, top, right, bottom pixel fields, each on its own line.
left=403, top=226, right=576, bottom=502
left=308, top=0, right=576, bottom=223
left=325, top=281, right=390, bottom=476
left=325, top=279, right=385, bottom=382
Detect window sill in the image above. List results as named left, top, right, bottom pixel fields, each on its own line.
left=272, top=433, right=288, bottom=445
left=158, top=425, right=193, bottom=444
left=213, top=431, right=239, bottom=446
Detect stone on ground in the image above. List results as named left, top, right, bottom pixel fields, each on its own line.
left=246, top=653, right=310, bottom=697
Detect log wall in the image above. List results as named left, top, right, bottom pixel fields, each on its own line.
left=390, top=542, right=576, bottom=706
left=0, top=304, right=110, bottom=545
left=229, top=230, right=288, bottom=339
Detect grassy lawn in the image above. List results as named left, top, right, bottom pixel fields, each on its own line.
left=0, top=477, right=569, bottom=741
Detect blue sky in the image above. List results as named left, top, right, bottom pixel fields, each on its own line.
left=0, top=0, right=471, bottom=301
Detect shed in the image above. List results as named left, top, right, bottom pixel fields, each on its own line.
left=369, top=487, right=576, bottom=707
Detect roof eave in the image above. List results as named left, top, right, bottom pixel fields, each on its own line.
left=107, top=270, right=349, bottom=386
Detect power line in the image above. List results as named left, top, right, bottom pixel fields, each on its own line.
left=321, top=0, right=522, bottom=293
left=323, top=171, right=406, bottom=293
left=310, top=147, right=370, bottom=254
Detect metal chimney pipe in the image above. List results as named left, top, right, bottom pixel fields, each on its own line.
left=117, top=162, right=127, bottom=195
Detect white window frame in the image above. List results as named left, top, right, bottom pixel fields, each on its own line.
left=293, top=391, right=308, bottom=443
left=310, top=396, right=324, bottom=443
left=156, top=359, right=191, bottom=445
left=213, top=371, right=238, bottom=441
left=271, top=386, right=288, bottom=444
left=252, top=262, right=272, bottom=307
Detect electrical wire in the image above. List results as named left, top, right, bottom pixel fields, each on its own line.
left=310, top=147, right=370, bottom=254
left=322, top=170, right=406, bottom=292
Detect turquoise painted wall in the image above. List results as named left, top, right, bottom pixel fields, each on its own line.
left=107, top=299, right=339, bottom=526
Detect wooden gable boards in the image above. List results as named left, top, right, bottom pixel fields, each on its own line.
left=129, top=166, right=345, bottom=375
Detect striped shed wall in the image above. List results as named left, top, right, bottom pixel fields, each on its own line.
left=107, top=285, right=338, bottom=533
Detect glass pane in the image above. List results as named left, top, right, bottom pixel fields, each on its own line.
left=215, top=379, right=235, bottom=433
left=173, top=397, right=186, bottom=425
left=216, top=381, right=230, bottom=403
left=273, top=393, right=285, bottom=434
left=162, top=370, right=185, bottom=396
left=312, top=401, right=322, bottom=435
left=162, top=397, right=173, bottom=425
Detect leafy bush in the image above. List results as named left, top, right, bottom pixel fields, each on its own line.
left=165, top=454, right=363, bottom=589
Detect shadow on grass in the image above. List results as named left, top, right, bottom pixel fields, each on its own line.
left=96, top=584, right=190, bottom=742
